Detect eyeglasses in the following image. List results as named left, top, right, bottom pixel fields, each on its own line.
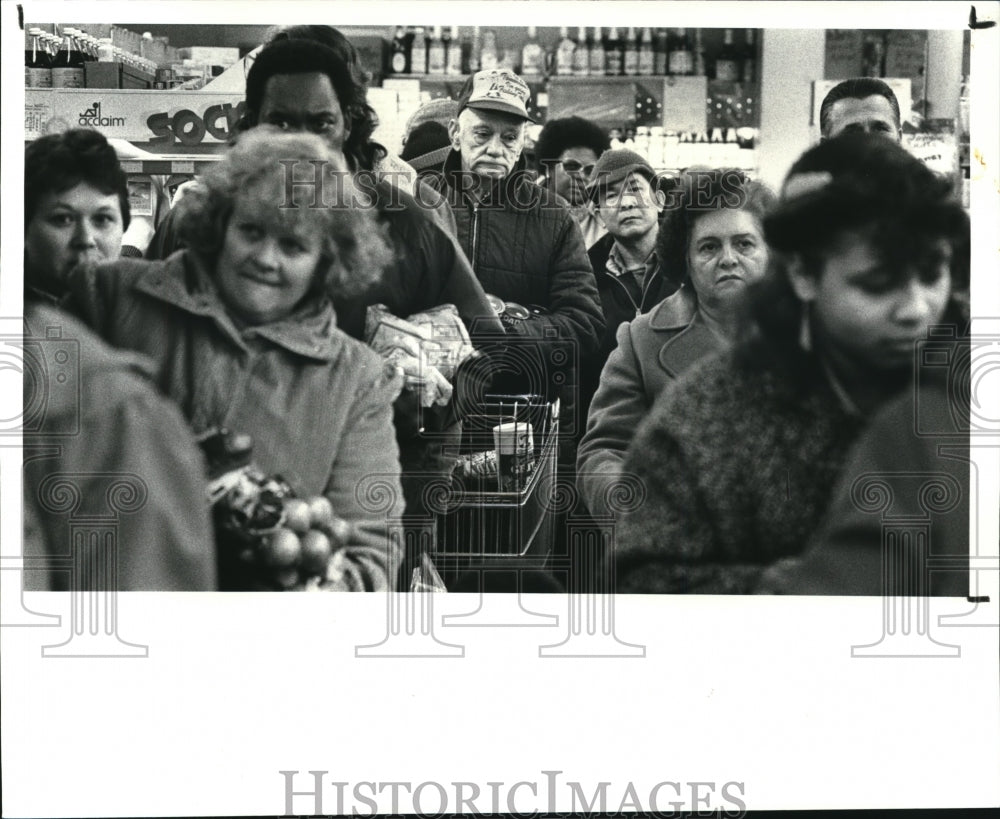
left=558, top=159, right=596, bottom=177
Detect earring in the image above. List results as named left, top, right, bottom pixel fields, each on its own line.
left=798, top=302, right=812, bottom=353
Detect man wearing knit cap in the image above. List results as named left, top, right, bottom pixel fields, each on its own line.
left=421, top=68, right=605, bottom=465
left=581, top=148, right=675, bottom=419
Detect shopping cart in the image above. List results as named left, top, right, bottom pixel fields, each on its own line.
left=431, top=394, right=560, bottom=582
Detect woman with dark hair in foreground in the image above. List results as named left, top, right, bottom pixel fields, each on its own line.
left=615, top=132, right=970, bottom=594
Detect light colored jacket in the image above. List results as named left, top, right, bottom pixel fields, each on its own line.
left=64, top=250, right=405, bottom=590
left=577, top=285, right=721, bottom=517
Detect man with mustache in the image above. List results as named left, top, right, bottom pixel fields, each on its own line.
left=420, top=68, right=605, bottom=466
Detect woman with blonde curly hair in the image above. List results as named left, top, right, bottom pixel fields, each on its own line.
left=63, top=129, right=406, bottom=591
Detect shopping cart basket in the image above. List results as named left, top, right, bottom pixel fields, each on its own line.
left=432, top=394, right=559, bottom=575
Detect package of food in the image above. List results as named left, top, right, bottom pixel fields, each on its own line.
left=200, top=428, right=357, bottom=591
left=364, top=303, right=474, bottom=407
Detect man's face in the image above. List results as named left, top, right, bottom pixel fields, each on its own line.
left=449, top=108, right=526, bottom=181
left=551, top=146, right=599, bottom=207
left=596, top=172, right=663, bottom=242
left=825, top=95, right=900, bottom=141
left=256, top=72, right=349, bottom=151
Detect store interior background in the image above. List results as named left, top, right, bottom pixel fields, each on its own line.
left=26, top=24, right=971, bottom=195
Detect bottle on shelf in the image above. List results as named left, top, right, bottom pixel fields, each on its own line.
left=667, top=28, right=694, bottom=76
left=694, top=28, right=705, bottom=76
left=80, top=31, right=101, bottom=62
left=427, top=25, right=446, bottom=75
left=861, top=31, right=884, bottom=78
left=480, top=29, right=499, bottom=70
left=604, top=26, right=623, bottom=76
left=572, top=26, right=589, bottom=75
left=555, top=26, right=575, bottom=76
left=654, top=28, right=668, bottom=75
left=623, top=27, right=639, bottom=76
left=638, top=27, right=655, bottom=76
left=26, top=27, right=53, bottom=88
left=97, top=37, right=115, bottom=62
left=588, top=27, right=606, bottom=76
left=742, top=29, right=756, bottom=83
left=466, top=26, right=481, bottom=73
left=446, top=25, right=463, bottom=75
left=521, top=25, right=544, bottom=76
left=410, top=26, right=427, bottom=75
left=390, top=26, right=408, bottom=74
left=715, top=29, right=740, bottom=81
left=51, top=27, right=88, bottom=88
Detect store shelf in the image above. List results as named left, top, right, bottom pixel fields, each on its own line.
left=118, top=155, right=221, bottom=175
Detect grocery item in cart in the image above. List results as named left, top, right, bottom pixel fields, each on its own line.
left=365, top=303, right=475, bottom=408
left=494, top=420, right=535, bottom=492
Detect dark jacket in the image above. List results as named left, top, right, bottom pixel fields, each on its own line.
left=63, top=251, right=405, bottom=591
left=616, top=348, right=871, bottom=594
left=577, top=286, right=724, bottom=517
left=23, top=304, right=217, bottom=591
left=422, top=151, right=604, bottom=359
left=583, top=232, right=680, bottom=419
left=421, top=152, right=605, bottom=459
left=756, top=380, right=970, bottom=597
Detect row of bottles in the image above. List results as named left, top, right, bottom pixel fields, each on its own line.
left=388, top=26, right=756, bottom=81
left=25, top=26, right=157, bottom=88
left=603, top=124, right=757, bottom=171
left=391, top=26, right=465, bottom=75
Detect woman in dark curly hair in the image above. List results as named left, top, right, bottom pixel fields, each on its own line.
left=63, top=129, right=406, bottom=591
left=615, top=133, right=970, bottom=593
left=577, top=169, right=774, bottom=517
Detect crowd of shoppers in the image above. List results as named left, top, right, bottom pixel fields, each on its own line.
left=20, top=30, right=972, bottom=597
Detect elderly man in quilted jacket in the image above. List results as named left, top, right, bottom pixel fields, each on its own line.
left=419, top=69, right=605, bottom=465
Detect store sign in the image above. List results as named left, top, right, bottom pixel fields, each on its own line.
left=26, top=89, right=246, bottom=148
left=146, top=100, right=247, bottom=146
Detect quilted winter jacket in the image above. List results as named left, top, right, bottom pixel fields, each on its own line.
left=421, top=151, right=605, bottom=359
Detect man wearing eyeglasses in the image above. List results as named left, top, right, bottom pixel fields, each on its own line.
left=534, top=116, right=611, bottom=250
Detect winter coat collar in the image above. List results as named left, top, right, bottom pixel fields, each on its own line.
left=134, top=250, right=339, bottom=362
left=438, top=149, right=538, bottom=207
left=408, top=145, right=452, bottom=174
left=648, top=284, right=698, bottom=330
left=647, top=288, right=720, bottom=379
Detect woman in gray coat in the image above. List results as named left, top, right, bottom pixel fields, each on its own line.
left=577, top=170, right=775, bottom=517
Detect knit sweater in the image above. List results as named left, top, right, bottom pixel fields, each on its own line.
left=615, top=347, right=869, bottom=593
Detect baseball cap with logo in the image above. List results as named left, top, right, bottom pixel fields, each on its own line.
left=456, top=69, right=534, bottom=122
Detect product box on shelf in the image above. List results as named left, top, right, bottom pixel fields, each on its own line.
left=84, top=62, right=153, bottom=89
left=176, top=46, right=241, bottom=67
left=26, top=88, right=245, bottom=150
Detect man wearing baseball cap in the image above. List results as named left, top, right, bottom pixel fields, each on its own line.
left=581, top=148, right=675, bottom=418
left=420, top=69, right=605, bottom=466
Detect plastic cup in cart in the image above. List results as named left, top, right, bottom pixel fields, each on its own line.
left=493, top=420, right=534, bottom=493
